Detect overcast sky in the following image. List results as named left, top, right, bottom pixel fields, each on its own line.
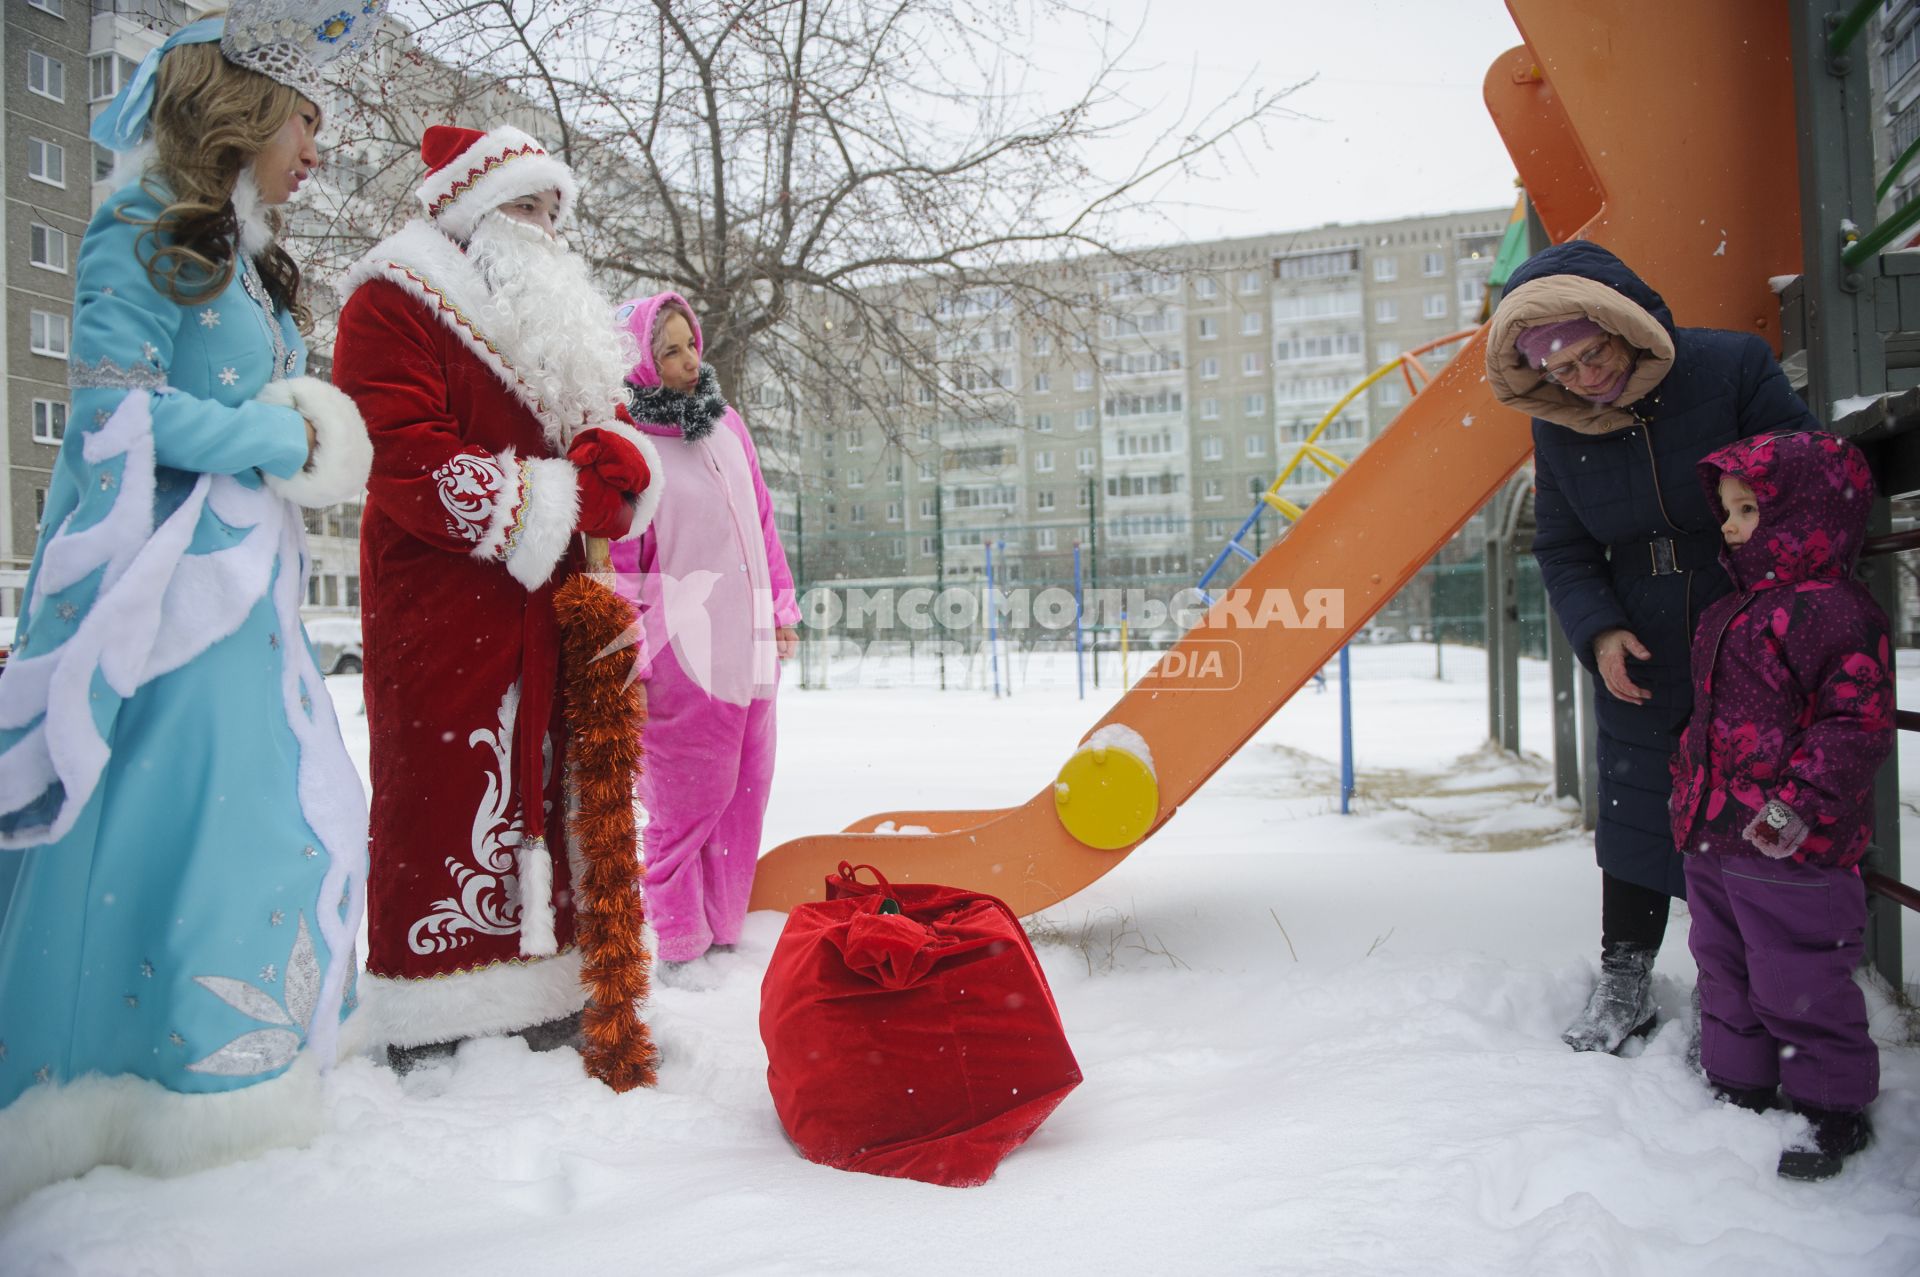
left=1029, top=0, right=1527, bottom=245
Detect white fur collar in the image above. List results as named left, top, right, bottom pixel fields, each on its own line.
left=342, top=221, right=569, bottom=447
left=231, top=170, right=275, bottom=260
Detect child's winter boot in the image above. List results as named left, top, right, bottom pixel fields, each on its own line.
left=1778, top=1103, right=1871, bottom=1182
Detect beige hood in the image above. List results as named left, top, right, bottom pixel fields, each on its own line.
left=1485, top=273, right=1676, bottom=434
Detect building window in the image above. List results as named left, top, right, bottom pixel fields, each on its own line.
left=1459, top=275, right=1487, bottom=307
left=1074, top=370, right=1093, bottom=391
left=1374, top=256, right=1398, bottom=281
left=920, top=535, right=936, bottom=555
left=1375, top=299, right=1398, bottom=323
left=1243, top=392, right=1266, bottom=417
left=30, top=310, right=69, bottom=358
left=1246, top=434, right=1268, bottom=458
left=1075, top=407, right=1096, bottom=430
left=1202, top=434, right=1223, bottom=460
left=1422, top=251, right=1444, bottom=276
left=1200, top=397, right=1220, bottom=421
left=1197, top=316, right=1217, bottom=339
left=1376, top=340, right=1400, bottom=363
left=916, top=383, right=936, bottom=404
left=1032, top=371, right=1050, bottom=393
left=1241, top=312, right=1263, bottom=336
left=32, top=399, right=68, bottom=444
left=1380, top=381, right=1404, bottom=407
left=93, top=144, right=113, bottom=182
left=89, top=51, right=139, bottom=102
left=1239, top=270, right=1262, bottom=295
left=27, top=0, right=64, bottom=15
left=850, top=504, right=866, bottom=524
left=1038, top=528, right=1057, bottom=550
left=1200, top=357, right=1220, bottom=380
left=1191, top=276, right=1215, bottom=299
left=1424, top=293, right=1447, bottom=319
left=1203, top=477, right=1223, bottom=501
left=28, top=51, right=65, bottom=103
left=29, top=224, right=68, bottom=273
left=1037, top=489, right=1056, bottom=511
left=1076, top=447, right=1095, bottom=471
left=1241, top=352, right=1262, bottom=376
left=28, top=138, right=65, bottom=187
left=1035, top=449, right=1055, bottom=473
left=1032, top=332, right=1052, bottom=356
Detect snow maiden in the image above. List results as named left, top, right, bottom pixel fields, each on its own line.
left=0, top=1, right=380, bottom=1207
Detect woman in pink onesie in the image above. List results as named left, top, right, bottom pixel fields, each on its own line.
left=611, top=293, right=799, bottom=963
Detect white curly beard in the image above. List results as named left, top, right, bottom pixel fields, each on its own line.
left=467, top=212, right=637, bottom=433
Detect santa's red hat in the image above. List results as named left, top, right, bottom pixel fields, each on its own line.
left=415, top=123, right=579, bottom=241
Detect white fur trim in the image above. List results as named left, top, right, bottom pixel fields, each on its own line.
left=503, top=457, right=580, bottom=590
left=589, top=421, right=665, bottom=541
left=518, top=838, right=557, bottom=957
left=414, top=126, right=578, bottom=242
left=256, top=377, right=372, bottom=508
left=342, top=223, right=572, bottom=447
left=106, top=140, right=157, bottom=193
left=358, top=950, right=585, bottom=1049
left=0, top=1011, right=368, bottom=1210
left=232, top=169, right=275, bottom=260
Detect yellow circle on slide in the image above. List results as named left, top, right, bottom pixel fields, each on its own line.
left=1052, top=747, right=1159, bottom=850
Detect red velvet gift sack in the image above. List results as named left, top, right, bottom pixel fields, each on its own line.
left=760, top=863, right=1082, bottom=1187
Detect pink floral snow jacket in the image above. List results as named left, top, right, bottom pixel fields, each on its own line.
left=1668, top=431, right=1894, bottom=866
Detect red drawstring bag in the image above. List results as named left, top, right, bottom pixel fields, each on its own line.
left=759, top=862, right=1082, bottom=1187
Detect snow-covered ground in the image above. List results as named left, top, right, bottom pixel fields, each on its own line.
left=4, top=645, right=1919, bottom=1276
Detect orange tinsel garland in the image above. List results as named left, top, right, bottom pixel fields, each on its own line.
left=554, top=571, right=659, bottom=1091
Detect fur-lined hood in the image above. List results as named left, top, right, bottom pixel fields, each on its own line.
left=1485, top=242, right=1678, bottom=435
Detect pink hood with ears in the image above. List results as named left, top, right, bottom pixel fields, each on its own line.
left=615, top=291, right=703, bottom=389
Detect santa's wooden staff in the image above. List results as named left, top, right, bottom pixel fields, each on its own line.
left=557, top=534, right=659, bottom=1091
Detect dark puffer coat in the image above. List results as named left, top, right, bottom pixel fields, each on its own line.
left=1670, top=432, right=1894, bottom=868
left=1488, top=242, right=1818, bottom=896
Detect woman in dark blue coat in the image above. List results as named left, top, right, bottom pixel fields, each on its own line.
left=1486, top=242, right=1818, bottom=1052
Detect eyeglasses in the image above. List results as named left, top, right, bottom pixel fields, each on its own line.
left=1540, top=336, right=1619, bottom=386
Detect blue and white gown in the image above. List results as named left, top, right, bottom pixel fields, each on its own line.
left=0, top=176, right=371, bottom=1207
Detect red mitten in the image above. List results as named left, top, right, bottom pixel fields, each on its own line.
left=1742, top=799, right=1810, bottom=860
left=574, top=463, right=634, bottom=539
left=569, top=426, right=651, bottom=495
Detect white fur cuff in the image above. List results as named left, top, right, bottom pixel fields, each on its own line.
left=257, top=377, right=373, bottom=508
left=588, top=420, right=665, bottom=542
left=359, top=951, right=586, bottom=1050
left=503, top=456, right=580, bottom=590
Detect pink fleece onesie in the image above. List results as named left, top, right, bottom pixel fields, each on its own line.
left=610, top=293, right=799, bottom=962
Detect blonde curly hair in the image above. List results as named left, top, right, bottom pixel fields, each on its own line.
left=123, top=39, right=312, bottom=329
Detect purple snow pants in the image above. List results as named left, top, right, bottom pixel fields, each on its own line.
left=1685, top=845, right=1878, bottom=1111
left=640, top=651, right=777, bottom=963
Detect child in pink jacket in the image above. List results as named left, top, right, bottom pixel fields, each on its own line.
left=611, top=293, right=799, bottom=963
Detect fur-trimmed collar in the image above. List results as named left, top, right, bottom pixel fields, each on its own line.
left=342, top=221, right=572, bottom=448
left=626, top=365, right=728, bottom=441
left=231, top=170, right=275, bottom=261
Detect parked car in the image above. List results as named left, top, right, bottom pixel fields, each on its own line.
left=304, top=614, right=363, bottom=675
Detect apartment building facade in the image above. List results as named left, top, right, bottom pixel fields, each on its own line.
left=785, top=207, right=1512, bottom=623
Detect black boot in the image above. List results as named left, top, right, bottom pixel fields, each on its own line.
left=386, top=1038, right=460, bottom=1076
left=1562, top=943, right=1658, bottom=1053
left=1778, top=1103, right=1872, bottom=1181
left=516, top=1010, right=583, bottom=1053
left=1711, top=1082, right=1778, bottom=1114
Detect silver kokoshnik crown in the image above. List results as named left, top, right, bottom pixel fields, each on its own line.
left=219, top=1, right=387, bottom=104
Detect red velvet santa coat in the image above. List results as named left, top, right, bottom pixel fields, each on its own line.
left=333, top=223, right=661, bottom=1047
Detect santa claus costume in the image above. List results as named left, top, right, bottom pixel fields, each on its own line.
left=333, top=126, right=661, bottom=1062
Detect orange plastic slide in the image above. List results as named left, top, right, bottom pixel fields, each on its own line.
left=749, top=0, right=1805, bottom=918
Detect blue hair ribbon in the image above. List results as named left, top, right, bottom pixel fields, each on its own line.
left=90, top=16, right=227, bottom=153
